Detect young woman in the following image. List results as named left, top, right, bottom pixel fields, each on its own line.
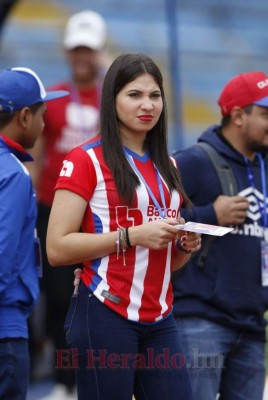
left=46, top=53, right=201, bottom=400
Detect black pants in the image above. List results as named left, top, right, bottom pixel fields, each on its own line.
left=34, top=203, right=78, bottom=389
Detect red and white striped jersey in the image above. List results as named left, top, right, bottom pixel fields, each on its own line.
left=55, top=136, right=182, bottom=323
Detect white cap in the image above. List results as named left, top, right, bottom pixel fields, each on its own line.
left=63, top=10, right=107, bottom=51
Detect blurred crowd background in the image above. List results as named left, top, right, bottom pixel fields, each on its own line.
left=2, top=0, right=268, bottom=152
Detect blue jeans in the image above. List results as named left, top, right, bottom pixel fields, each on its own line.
left=176, top=317, right=266, bottom=400
left=0, top=338, right=30, bottom=400
left=63, top=282, right=193, bottom=400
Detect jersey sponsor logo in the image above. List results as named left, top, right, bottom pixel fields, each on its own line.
left=147, top=205, right=177, bottom=220
left=59, top=160, right=74, bottom=177
left=116, top=206, right=143, bottom=226
left=116, top=205, right=178, bottom=225
left=231, top=187, right=268, bottom=238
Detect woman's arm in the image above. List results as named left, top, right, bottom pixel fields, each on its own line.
left=171, top=252, right=192, bottom=272
left=46, top=189, right=118, bottom=266
left=47, top=189, right=201, bottom=268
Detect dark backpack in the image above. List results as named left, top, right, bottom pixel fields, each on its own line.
left=195, top=142, right=238, bottom=268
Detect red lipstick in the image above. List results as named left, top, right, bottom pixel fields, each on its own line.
left=138, top=115, right=153, bottom=122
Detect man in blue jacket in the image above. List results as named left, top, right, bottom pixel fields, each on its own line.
left=173, top=71, right=268, bottom=400
left=0, top=67, right=68, bottom=400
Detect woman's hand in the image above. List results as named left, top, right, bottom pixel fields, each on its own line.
left=176, top=231, right=202, bottom=254
left=128, top=218, right=181, bottom=250
left=175, top=216, right=202, bottom=254
left=128, top=217, right=201, bottom=252
left=171, top=217, right=202, bottom=271
left=73, top=268, right=82, bottom=294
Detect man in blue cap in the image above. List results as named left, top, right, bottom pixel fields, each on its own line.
left=0, top=67, right=68, bottom=400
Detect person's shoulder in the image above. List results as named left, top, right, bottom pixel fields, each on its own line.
left=81, top=135, right=102, bottom=152
left=173, top=141, right=217, bottom=175
left=173, top=142, right=205, bottom=160
left=64, top=135, right=102, bottom=161
left=173, top=125, right=220, bottom=159
left=59, top=137, right=102, bottom=177
left=0, top=152, right=32, bottom=182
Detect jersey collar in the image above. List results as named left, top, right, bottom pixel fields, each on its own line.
left=0, top=134, right=33, bottom=162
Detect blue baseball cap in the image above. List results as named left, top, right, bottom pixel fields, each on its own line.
left=0, top=67, right=69, bottom=113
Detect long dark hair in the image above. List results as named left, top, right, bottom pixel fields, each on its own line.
left=100, top=53, right=191, bottom=207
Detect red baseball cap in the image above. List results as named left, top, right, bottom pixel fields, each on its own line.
left=217, top=71, right=268, bottom=116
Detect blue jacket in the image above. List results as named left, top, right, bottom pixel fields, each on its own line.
left=172, top=125, right=268, bottom=340
left=0, top=136, right=39, bottom=339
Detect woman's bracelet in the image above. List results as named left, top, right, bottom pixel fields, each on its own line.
left=116, top=227, right=133, bottom=266
left=176, top=239, right=191, bottom=254
left=116, top=227, right=128, bottom=266
left=125, top=227, right=132, bottom=248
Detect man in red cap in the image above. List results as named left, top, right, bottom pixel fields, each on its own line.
left=172, top=71, right=268, bottom=400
